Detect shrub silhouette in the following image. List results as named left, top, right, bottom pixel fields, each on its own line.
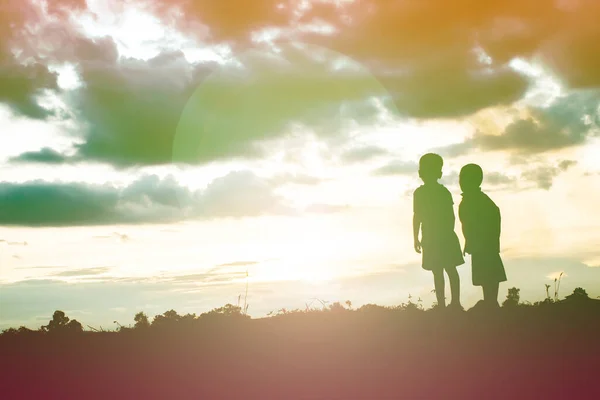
left=43, top=310, right=83, bottom=333
left=566, top=287, right=590, bottom=301
left=41, top=311, right=83, bottom=333
left=502, top=287, right=520, bottom=307
left=200, top=303, right=248, bottom=319
left=3, top=286, right=600, bottom=338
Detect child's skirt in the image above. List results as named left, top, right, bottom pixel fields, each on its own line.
left=421, top=233, right=464, bottom=271
left=471, top=252, right=507, bottom=286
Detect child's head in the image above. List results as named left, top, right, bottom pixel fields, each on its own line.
left=418, top=153, right=443, bottom=183
left=459, top=163, right=483, bottom=192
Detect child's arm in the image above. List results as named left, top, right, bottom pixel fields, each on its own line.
left=413, top=190, right=421, bottom=253
left=458, top=201, right=469, bottom=255
left=413, top=213, right=421, bottom=253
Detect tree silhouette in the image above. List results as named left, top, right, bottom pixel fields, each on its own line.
left=151, top=309, right=181, bottom=328
left=502, top=287, right=521, bottom=307
left=134, top=312, right=150, bottom=329
left=41, top=311, right=83, bottom=333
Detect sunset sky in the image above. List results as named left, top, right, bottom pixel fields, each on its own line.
left=1, top=0, right=600, bottom=329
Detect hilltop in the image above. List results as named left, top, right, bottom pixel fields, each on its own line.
left=1, top=287, right=599, bottom=399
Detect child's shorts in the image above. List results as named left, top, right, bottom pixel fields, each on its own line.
left=471, top=252, right=507, bottom=286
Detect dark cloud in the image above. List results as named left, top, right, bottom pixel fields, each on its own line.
left=59, top=41, right=384, bottom=167
left=438, top=91, right=600, bottom=157
left=0, top=54, right=58, bottom=119
left=67, top=48, right=215, bottom=167
left=0, top=180, right=124, bottom=226
left=380, top=59, right=529, bottom=119
left=340, top=145, right=389, bottom=164
left=521, top=160, right=577, bottom=190
left=171, top=46, right=385, bottom=166
left=10, top=147, right=70, bottom=164
left=310, top=1, right=600, bottom=117
left=3, top=0, right=600, bottom=171
left=476, top=102, right=595, bottom=153
left=153, top=0, right=545, bottom=118
left=0, top=0, right=88, bottom=119
left=558, top=160, right=577, bottom=171
left=158, top=0, right=600, bottom=118
left=538, top=3, right=600, bottom=88
left=53, top=267, right=111, bottom=277
left=372, top=160, right=418, bottom=176
left=0, top=171, right=291, bottom=227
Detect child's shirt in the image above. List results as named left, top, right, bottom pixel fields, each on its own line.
left=458, top=188, right=501, bottom=255
left=413, top=183, right=457, bottom=247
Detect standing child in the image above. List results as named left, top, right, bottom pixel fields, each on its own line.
left=413, top=153, right=464, bottom=309
left=458, top=164, right=507, bottom=308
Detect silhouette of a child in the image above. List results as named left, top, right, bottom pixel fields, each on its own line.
left=458, top=164, right=507, bottom=308
left=413, top=153, right=464, bottom=309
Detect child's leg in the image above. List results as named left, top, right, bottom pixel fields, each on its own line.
left=483, top=282, right=500, bottom=306
left=445, top=266, right=461, bottom=306
left=432, top=269, right=446, bottom=307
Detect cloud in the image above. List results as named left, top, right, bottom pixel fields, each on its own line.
left=268, top=173, right=323, bottom=186
left=4, top=0, right=600, bottom=174
left=179, top=1, right=600, bottom=118
left=216, top=261, right=260, bottom=268
left=0, top=240, right=29, bottom=246
left=438, top=91, right=600, bottom=157
left=0, top=171, right=291, bottom=226
left=53, top=267, right=111, bottom=277
left=64, top=47, right=213, bottom=167
left=538, top=7, right=600, bottom=89
left=0, top=0, right=87, bottom=119
left=372, top=160, right=418, bottom=176
left=9, top=147, right=70, bottom=164
left=0, top=54, right=58, bottom=119
left=259, top=1, right=534, bottom=118
left=440, top=170, right=516, bottom=188
left=476, top=96, right=598, bottom=153
left=150, top=0, right=290, bottom=44
left=168, top=271, right=247, bottom=284
left=340, top=145, right=389, bottom=164
left=57, top=41, right=385, bottom=168
left=304, top=203, right=350, bottom=214
left=486, top=171, right=517, bottom=186
left=92, top=232, right=130, bottom=242
left=4, top=0, right=600, bottom=128
left=546, top=271, right=567, bottom=280
left=194, top=170, right=292, bottom=218
left=521, top=160, right=577, bottom=190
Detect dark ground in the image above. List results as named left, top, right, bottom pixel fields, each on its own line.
left=2, top=302, right=600, bottom=399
